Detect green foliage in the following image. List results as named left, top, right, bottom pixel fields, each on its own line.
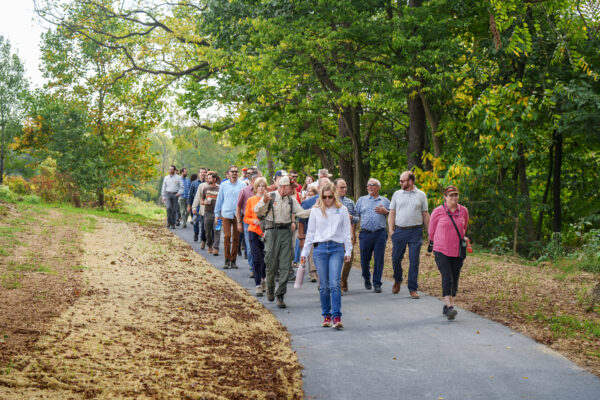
left=575, top=229, right=600, bottom=274
left=489, top=235, right=511, bottom=254
left=0, top=185, right=16, bottom=202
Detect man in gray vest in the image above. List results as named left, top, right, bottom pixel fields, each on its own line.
left=255, top=176, right=310, bottom=308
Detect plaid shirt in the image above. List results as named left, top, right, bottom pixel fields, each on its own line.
left=339, top=196, right=359, bottom=225
left=181, top=177, right=191, bottom=199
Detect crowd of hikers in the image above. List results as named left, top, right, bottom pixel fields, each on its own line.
left=161, top=165, right=470, bottom=329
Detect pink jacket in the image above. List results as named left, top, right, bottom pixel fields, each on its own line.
left=428, top=204, right=469, bottom=258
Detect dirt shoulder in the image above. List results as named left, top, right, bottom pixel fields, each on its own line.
left=0, top=203, right=303, bottom=399
left=374, top=241, right=600, bottom=376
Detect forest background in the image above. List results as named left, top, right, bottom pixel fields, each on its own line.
left=0, top=0, right=599, bottom=267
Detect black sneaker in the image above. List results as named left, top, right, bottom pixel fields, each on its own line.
left=364, top=281, right=372, bottom=290
left=193, top=233, right=198, bottom=242
left=447, top=306, right=457, bottom=320
left=374, top=286, right=382, bottom=293
left=223, top=260, right=231, bottom=269
left=230, top=261, right=238, bottom=269
left=244, top=251, right=248, bottom=259
left=443, top=305, right=449, bottom=315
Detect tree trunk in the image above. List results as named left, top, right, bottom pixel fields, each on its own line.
left=338, top=112, right=355, bottom=198
left=266, top=149, right=275, bottom=184
left=517, top=145, right=535, bottom=242
left=552, top=130, right=563, bottom=232
left=97, top=187, right=105, bottom=209
left=536, top=142, right=554, bottom=240
left=419, top=90, right=442, bottom=157
left=406, top=0, right=426, bottom=170
left=0, top=122, right=5, bottom=185
left=407, top=95, right=426, bottom=170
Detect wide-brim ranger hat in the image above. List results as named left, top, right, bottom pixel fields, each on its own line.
left=444, top=185, right=459, bottom=195
left=318, top=168, right=333, bottom=178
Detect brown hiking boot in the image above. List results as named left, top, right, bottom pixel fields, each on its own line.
left=410, top=290, right=420, bottom=299
left=200, top=241, right=206, bottom=249
left=276, top=296, right=286, bottom=308
left=392, top=281, right=401, bottom=294
left=267, top=290, right=275, bottom=302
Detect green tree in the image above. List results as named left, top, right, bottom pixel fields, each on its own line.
left=0, top=35, right=28, bottom=184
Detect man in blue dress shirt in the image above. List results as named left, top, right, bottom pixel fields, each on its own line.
left=355, top=178, right=390, bottom=293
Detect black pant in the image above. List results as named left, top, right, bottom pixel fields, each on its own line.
left=249, top=231, right=266, bottom=286
left=434, top=251, right=464, bottom=297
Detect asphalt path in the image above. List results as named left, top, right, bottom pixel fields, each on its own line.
left=173, top=226, right=600, bottom=400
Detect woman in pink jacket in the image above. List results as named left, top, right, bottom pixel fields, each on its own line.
left=428, top=185, right=469, bottom=320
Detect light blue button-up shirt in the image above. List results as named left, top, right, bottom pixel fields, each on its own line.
left=215, top=180, right=246, bottom=219
left=356, top=195, right=390, bottom=231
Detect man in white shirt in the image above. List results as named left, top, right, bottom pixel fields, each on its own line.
left=161, top=165, right=183, bottom=229
left=387, top=171, right=430, bottom=298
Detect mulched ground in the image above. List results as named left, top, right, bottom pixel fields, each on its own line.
left=0, top=203, right=303, bottom=399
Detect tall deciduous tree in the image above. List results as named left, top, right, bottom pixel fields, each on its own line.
left=0, top=35, right=28, bottom=184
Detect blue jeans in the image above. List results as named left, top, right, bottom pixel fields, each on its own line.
left=313, top=241, right=344, bottom=318
left=243, top=221, right=254, bottom=270
left=391, top=226, right=423, bottom=291
left=294, top=238, right=301, bottom=264
left=359, top=229, right=388, bottom=287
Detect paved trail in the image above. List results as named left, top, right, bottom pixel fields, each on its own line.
left=174, top=228, right=600, bottom=400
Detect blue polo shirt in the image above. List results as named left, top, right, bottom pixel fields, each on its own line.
left=356, top=195, right=390, bottom=231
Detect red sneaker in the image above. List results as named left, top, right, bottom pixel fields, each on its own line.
left=321, top=316, right=332, bottom=328
left=333, top=316, right=344, bottom=330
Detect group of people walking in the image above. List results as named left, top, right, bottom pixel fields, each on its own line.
left=161, top=165, right=470, bottom=328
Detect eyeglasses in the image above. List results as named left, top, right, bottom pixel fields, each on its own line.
left=291, top=175, right=298, bottom=179
left=322, top=195, right=334, bottom=199
left=367, top=183, right=378, bottom=187
left=230, top=170, right=238, bottom=173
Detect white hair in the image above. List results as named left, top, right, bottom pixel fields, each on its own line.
left=368, top=178, right=381, bottom=187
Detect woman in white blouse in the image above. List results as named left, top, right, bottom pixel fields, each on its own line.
left=301, top=182, right=352, bottom=329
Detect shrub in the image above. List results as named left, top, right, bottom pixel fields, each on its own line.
left=489, top=235, right=511, bottom=254
left=4, top=176, right=30, bottom=195
left=0, top=185, right=17, bottom=203
left=578, top=229, right=600, bottom=274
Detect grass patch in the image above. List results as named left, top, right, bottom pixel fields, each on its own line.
left=0, top=249, right=10, bottom=257
left=1, top=271, right=22, bottom=289
left=17, top=201, right=161, bottom=226
left=529, top=312, right=600, bottom=339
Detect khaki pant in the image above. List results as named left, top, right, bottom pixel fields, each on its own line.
left=341, top=249, right=355, bottom=284
left=222, top=217, right=240, bottom=262
left=264, top=228, right=294, bottom=297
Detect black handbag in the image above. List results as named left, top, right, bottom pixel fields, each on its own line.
left=444, top=205, right=467, bottom=259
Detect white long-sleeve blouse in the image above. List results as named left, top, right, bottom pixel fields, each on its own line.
left=301, top=205, right=353, bottom=258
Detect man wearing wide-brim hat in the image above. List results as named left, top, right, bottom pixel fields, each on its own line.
left=255, top=176, right=311, bottom=308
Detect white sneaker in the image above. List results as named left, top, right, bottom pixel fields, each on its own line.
left=256, top=285, right=263, bottom=297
